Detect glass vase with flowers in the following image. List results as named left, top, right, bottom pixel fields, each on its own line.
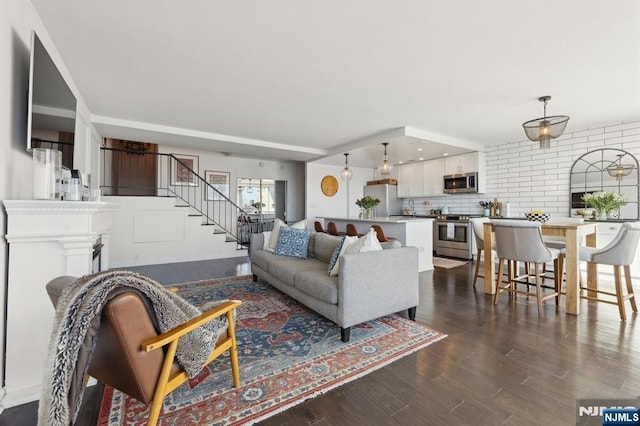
left=355, top=195, right=380, bottom=219
left=582, top=191, right=627, bottom=220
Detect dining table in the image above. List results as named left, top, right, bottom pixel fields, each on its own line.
left=483, top=220, right=598, bottom=315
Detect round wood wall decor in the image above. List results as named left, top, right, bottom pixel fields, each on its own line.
left=321, top=175, right=339, bottom=197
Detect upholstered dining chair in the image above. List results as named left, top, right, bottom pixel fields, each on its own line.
left=45, top=276, right=242, bottom=426
left=575, top=221, right=640, bottom=320
left=371, top=224, right=396, bottom=243
left=470, top=217, right=494, bottom=288
left=492, top=220, right=562, bottom=315
left=314, top=221, right=326, bottom=233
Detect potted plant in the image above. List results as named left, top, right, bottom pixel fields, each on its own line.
left=581, top=191, right=628, bottom=220
left=355, top=195, right=380, bottom=218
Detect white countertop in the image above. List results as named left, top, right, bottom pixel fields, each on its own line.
left=318, top=216, right=434, bottom=224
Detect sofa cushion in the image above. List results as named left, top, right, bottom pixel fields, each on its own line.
left=294, top=270, right=339, bottom=304
left=274, top=227, right=311, bottom=259
left=269, top=257, right=326, bottom=287
left=313, top=233, right=342, bottom=263
left=251, top=249, right=280, bottom=272
left=307, top=232, right=316, bottom=258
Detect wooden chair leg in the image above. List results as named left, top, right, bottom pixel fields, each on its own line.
left=613, top=265, right=626, bottom=321
left=534, top=263, right=543, bottom=315
left=624, top=265, right=638, bottom=313
left=473, top=248, right=482, bottom=288
left=494, top=258, right=505, bottom=305
left=554, top=258, right=560, bottom=306
left=226, top=311, right=241, bottom=387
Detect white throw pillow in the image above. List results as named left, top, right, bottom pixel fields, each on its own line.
left=329, top=235, right=358, bottom=277
left=267, top=219, right=308, bottom=252
left=262, top=231, right=272, bottom=250
left=344, top=227, right=383, bottom=255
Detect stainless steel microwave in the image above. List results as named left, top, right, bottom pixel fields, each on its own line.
left=443, top=172, right=478, bottom=194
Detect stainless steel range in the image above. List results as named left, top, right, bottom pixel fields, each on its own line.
left=434, top=214, right=476, bottom=259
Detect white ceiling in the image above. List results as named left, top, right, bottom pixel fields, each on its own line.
left=31, top=0, right=640, bottom=168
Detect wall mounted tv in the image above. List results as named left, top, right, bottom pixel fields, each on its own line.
left=27, top=30, right=77, bottom=169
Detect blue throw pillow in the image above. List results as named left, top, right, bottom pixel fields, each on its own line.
left=327, top=236, right=347, bottom=274
left=274, top=227, right=311, bottom=259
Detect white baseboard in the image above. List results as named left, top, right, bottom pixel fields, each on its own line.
left=0, top=385, right=41, bottom=410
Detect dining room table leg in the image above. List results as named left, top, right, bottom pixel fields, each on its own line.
left=483, top=222, right=496, bottom=294
left=585, top=229, right=598, bottom=299
left=564, top=227, right=580, bottom=315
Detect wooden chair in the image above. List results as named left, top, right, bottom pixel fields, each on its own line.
left=346, top=223, right=361, bottom=237
left=314, top=221, right=326, bottom=233
left=492, top=220, right=561, bottom=315
left=576, top=222, right=639, bottom=320
left=371, top=224, right=396, bottom=243
left=46, top=277, right=242, bottom=426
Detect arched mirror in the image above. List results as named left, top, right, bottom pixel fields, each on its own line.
left=569, top=148, right=639, bottom=219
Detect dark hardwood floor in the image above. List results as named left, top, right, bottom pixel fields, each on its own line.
left=2, top=257, right=638, bottom=425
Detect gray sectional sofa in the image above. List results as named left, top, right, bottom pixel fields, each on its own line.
left=250, top=232, right=420, bottom=342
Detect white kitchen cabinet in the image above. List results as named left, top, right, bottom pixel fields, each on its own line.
left=422, top=158, right=445, bottom=195
left=443, top=152, right=486, bottom=193
left=397, top=162, right=424, bottom=198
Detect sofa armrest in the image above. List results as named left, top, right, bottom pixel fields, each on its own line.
left=337, top=246, right=419, bottom=328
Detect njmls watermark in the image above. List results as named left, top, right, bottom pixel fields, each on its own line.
left=577, top=398, right=640, bottom=425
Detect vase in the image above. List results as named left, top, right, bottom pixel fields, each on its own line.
left=363, top=207, right=374, bottom=219
left=596, top=210, right=607, bottom=221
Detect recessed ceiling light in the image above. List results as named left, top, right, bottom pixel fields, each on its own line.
left=398, top=161, right=404, bottom=164
left=443, top=153, right=449, bottom=156
left=419, top=157, right=424, bottom=161
left=417, top=148, right=423, bottom=151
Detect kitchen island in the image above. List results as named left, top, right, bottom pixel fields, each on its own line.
left=317, top=216, right=434, bottom=272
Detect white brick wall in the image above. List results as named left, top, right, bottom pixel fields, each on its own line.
left=405, top=121, right=640, bottom=218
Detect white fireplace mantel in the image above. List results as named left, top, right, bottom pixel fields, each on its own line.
left=1, top=200, right=118, bottom=409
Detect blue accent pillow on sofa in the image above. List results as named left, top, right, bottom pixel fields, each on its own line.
left=274, top=227, right=312, bottom=259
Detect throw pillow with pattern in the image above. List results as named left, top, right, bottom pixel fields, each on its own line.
left=274, top=227, right=311, bottom=259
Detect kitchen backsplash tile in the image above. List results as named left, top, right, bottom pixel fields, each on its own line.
left=401, top=120, right=640, bottom=218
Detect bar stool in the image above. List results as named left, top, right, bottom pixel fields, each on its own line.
left=576, top=222, right=639, bottom=320
left=346, top=223, right=361, bottom=237
left=470, top=217, right=494, bottom=288
left=314, top=221, right=326, bottom=233
left=371, top=224, right=396, bottom=243
left=493, top=220, right=561, bottom=315
left=327, top=221, right=345, bottom=236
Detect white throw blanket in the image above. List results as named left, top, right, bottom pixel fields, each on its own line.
left=38, top=270, right=227, bottom=426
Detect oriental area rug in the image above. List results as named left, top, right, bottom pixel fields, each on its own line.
left=97, top=275, right=446, bottom=425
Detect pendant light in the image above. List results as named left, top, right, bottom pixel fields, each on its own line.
left=378, top=142, right=393, bottom=175
left=340, top=153, right=353, bottom=181
left=607, top=154, right=634, bottom=181
left=522, top=96, right=570, bottom=149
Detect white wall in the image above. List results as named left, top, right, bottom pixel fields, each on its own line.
left=305, top=162, right=375, bottom=221
left=158, top=144, right=306, bottom=222
left=403, top=121, right=640, bottom=218
left=1, top=0, right=100, bottom=400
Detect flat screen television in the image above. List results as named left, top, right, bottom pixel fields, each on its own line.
left=27, top=30, right=77, bottom=169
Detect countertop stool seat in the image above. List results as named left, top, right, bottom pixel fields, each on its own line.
left=574, top=221, right=640, bottom=320
left=327, top=221, right=345, bottom=236
left=493, top=220, right=562, bottom=315
left=346, top=223, right=362, bottom=237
